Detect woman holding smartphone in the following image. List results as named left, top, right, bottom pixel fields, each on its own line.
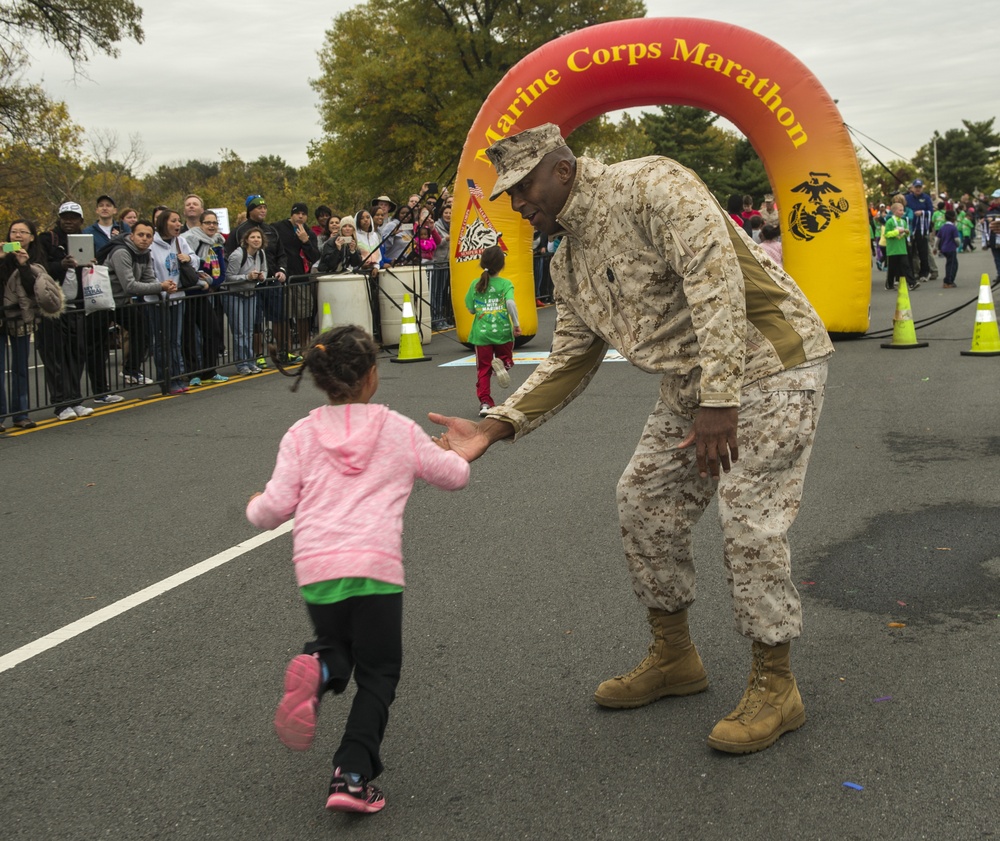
left=316, top=217, right=362, bottom=274
left=2, top=221, right=64, bottom=428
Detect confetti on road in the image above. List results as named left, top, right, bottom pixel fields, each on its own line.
left=843, top=782, right=864, bottom=791
left=873, top=696, right=892, bottom=702
left=887, top=622, right=906, bottom=628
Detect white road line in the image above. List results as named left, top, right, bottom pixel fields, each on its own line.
left=0, top=521, right=293, bottom=674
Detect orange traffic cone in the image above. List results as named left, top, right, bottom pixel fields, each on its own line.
left=960, top=274, right=1000, bottom=356
left=390, top=294, right=430, bottom=364
left=880, top=277, right=928, bottom=349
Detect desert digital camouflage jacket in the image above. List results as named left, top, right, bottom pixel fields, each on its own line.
left=487, top=156, right=834, bottom=438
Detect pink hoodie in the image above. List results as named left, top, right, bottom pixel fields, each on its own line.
left=247, top=403, right=470, bottom=588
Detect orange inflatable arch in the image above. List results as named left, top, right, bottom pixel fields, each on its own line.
left=449, top=17, right=870, bottom=338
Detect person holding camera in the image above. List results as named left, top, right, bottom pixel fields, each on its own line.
left=3, top=220, right=64, bottom=429
left=316, top=217, right=362, bottom=275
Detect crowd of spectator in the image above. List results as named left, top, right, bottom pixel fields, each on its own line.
left=1, top=183, right=456, bottom=429
left=869, top=183, right=1000, bottom=289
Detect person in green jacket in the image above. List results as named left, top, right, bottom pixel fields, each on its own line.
left=884, top=202, right=913, bottom=291
left=465, top=245, right=521, bottom=417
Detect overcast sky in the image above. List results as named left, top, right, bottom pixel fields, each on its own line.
left=27, top=0, right=1000, bottom=178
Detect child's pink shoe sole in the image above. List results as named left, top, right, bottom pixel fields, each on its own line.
left=274, top=654, right=321, bottom=751
left=325, top=792, right=385, bottom=814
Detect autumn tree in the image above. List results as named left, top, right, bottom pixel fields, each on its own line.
left=310, top=0, right=646, bottom=203
left=1, top=0, right=145, bottom=228
left=1, top=0, right=143, bottom=67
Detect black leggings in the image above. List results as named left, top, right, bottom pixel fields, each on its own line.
left=304, top=592, right=402, bottom=780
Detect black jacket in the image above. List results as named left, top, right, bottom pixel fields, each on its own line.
left=272, top=219, right=320, bottom=277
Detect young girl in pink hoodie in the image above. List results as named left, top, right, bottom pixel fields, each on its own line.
left=246, top=326, right=470, bottom=815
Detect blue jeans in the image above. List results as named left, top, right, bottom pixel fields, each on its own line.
left=943, top=251, right=958, bottom=286
left=1, top=331, right=31, bottom=421
left=223, top=293, right=257, bottom=365
left=147, top=300, right=185, bottom=387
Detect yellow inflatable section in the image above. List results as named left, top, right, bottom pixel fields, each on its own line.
left=450, top=17, right=870, bottom=337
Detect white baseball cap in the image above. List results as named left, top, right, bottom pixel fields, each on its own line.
left=58, top=201, right=84, bottom=217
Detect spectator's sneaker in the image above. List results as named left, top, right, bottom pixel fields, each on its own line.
left=208, top=374, right=229, bottom=383
left=249, top=364, right=263, bottom=374
left=72, top=405, right=94, bottom=417
left=123, top=373, right=154, bottom=385
left=93, top=395, right=124, bottom=405
left=491, top=357, right=511, bottom=388
left=285, top=353, right=303, bottom=365
left=168, top=385, right=189, bottom=395
left=325, top=768, right=385, bottom=814
left=56, top=407, right=77, bottom=421
left=255, top=357, right=268, bottom=370
left=274, top=654, right=322, bottom=751
left=479, top=402, right=491, bottom=417
left=188, top=377, right=202, bottom=387
left=236, top=365, right=252, bottom=376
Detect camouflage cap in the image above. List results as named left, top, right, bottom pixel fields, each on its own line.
left=486, top=123, right=568, bottom=200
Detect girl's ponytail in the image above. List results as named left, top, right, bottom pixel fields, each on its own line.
left=477, top=244, right=505, bottom=294
left=475, top=267, right=490, bottom=294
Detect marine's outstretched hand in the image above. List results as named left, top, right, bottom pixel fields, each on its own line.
left=429, top=413, right=513, bottom=462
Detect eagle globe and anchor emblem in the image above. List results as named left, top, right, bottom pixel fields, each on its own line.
left=787, top=172, right=850, bottom=241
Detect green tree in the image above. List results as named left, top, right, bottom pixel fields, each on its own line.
left=310, top=0, right=646, bottom=201
left=913, top=119, right=1000, bottom=196
left=730, top=138, right=770, bottom=205
left=639, top=106, right=738, bottom=198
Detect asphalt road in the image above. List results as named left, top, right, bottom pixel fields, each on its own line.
left=3, top=249, right=999, bottom=840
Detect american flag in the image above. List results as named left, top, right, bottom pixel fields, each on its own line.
left=467, top=178, right=484, bottom=200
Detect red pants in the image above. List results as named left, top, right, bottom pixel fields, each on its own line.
left=474, top=342, right=513, bottom=406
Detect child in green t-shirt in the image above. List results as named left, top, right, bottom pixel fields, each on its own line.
left=465, top=245, right=521, bottom=417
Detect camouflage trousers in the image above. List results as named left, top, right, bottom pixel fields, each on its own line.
left=616, top=357, right=829, bottom=646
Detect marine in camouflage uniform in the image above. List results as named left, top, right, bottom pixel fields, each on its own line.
left=431, top=123, right=833, bottom=754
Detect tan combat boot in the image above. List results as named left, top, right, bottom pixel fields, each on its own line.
left=707, top=640, right=806, bottom=754
left=594, top=608, right=708, bottom=709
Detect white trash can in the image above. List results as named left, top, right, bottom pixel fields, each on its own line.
left=316, top=273, right=373, bottom=335
left=378, top=266, right=431, bottom=346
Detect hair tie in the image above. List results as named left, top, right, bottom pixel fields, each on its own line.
left=315, top=343, right=326, bottom=352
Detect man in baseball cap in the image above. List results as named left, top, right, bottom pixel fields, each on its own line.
left=433, top=121, right=834, bottom=756
left=905, top=178, right=935, bottom=280
left=486, top=123, right=569, bottom=200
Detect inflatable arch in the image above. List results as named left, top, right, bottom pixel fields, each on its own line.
left=449, top=17, right=870, bottom=338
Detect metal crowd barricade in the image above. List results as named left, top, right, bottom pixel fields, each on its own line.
left=1, top=279, right=323, bottom=424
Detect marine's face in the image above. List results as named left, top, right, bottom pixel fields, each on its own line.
left=506, top=155, right=573, bottom=238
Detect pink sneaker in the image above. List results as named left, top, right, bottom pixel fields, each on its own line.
left=274, top=654, right=322, bottom=751
left=326, top=767, right=385, bottom=814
